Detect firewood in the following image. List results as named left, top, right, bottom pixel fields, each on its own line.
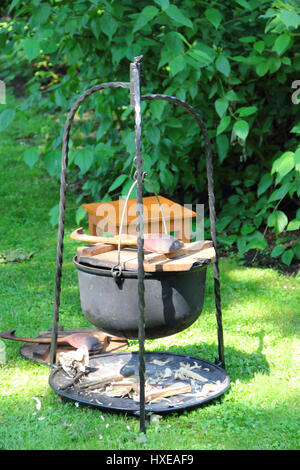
left=77, top=369, right=134, bottom=391
left=145, top=383, right=192, bottom=402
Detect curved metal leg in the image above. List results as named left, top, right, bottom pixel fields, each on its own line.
left=141, top=94, right=225, bottom=369
left=50, top=81, right=130, bottom=367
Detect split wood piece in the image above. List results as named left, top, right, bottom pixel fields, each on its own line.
left=144, top=383, right=192, bottom=402
left=78, top=240, right=215, bottom=272
left=76, top=243, right=116, bottom=262
left=77, top=370, right=135, bottom=391
left=31, top=343, right=51, bottom=361
left=58, top=371, right=86, bottom=390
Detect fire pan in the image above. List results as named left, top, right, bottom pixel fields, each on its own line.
left=49, top=351, right=230, bottom=415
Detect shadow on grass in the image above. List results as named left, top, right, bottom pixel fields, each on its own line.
left=203, top=261, right=300, bottom=338
left=130, top=334, right=270, bottom=385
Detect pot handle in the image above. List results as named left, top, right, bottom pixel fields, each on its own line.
left=110, top=174, right=168, bottom=279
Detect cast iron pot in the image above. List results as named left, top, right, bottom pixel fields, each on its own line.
left=73, top=256, right=207, bottom=339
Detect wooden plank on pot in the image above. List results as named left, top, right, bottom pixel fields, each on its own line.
left=78, top=241, right=216, bottom=272
left=125, top=247, right=216, bottom=272
left=142, top=240, right=213, bottom=265
left=79, top=248, right=138, bottom=270
left=77, top=243, right=116, bottom=262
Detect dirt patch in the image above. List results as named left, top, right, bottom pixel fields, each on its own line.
left=241, top=249, right=299, bottom=277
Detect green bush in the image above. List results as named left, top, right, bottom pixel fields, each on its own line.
left=1, top=0, right=300, bottom=266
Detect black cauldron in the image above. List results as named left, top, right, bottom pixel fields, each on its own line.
left=73, top=257, right=207, bottom=339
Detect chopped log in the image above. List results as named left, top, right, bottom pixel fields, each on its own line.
left=77, top=370, right=134, bottom=391
left=145, top=383, right=192, bottom=402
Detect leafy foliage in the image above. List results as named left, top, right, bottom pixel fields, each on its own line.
left=1, top=0, right=300, bottom=266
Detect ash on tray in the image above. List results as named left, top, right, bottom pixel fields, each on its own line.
left=49, top=351, right=230, bottom=414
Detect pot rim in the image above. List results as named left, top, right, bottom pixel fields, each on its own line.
left=73, top=256, right=208, bottom=278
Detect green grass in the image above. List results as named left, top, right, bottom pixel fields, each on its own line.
left=0, top=90, right=299, bottom=450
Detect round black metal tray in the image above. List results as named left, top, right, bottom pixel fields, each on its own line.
left=49, top=351, right=230, bottom=415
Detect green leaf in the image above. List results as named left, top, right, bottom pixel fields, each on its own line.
left=233, top=120, right=249, bottom=141
left=256, top=61, right=269, bottom=77
left=24, top=147, right=39, bottom=169
left=268, top=182, right=290, bottom=202
left=49, top=204, right=59, bottom=228
left=169, top=55, right=185, bottom=76
left=291, top=123, right=300, bottom=134
left=271, top=245, right=286, bottom=258
left=239, top=36, right=256, bottom=43
left=165, top=31, right=185, bottom=54
left=272, top=34, right=291, bottom=56
left=286, top=219, right=300, bottom=231
left=122, top=130, right=136, bottom=155
left=44, top=151, right=60, bottom=177
left=122, top=179, right=137, bottom=199
left=90, top=18, right=102, bottom=39
left=160, top=168, right=173, bottom=188
left=31, top=3, right=51, bottom=25
left=76, top=206, right=87, bottom=226
left=253, top=40, right=265, bottom=54
left=267, top=57, right=281, bottom=74
left=41, top=40, right=58, bottom=54
left=74, top=148, right=94, bottom=174
left=281, top=248, right=294, bottom=266
left=23, top=38, right=40, bottom=62
left=217, top=116, right=231, bottom=135
left=65, top=18, right=78, bottom=35
left=217, top=215, right=233, bottom=231
left=205, top=8, right=223, bottom=29
left=133, top=6, right=159, bottom=33
left=235, top=0, right=251, bottom=9
left=96, top=119, right=111, bottom=141
left=108, top=174, right=128, bottom=192
left=267, top=210, right=288, bottom=234
left=241, top=224, right=256, bottom=235
left=142, top=153, right=153, bottom=174
left=188, top=48, right=213, bottom=67
left=100, top=13, right=118, bottom=39
left=294, top=148, right=300, bottom=171
left=65, top=43, right=82, bottom=64
left=257, top=173, right=273, bottom=197
left=8, top=0, right=21, bottom=14
left=215, top=98, right=229, bottom=118
left=154, top=0, right=169, bottom=10
left=54, top=89, right=67, bottom=108
left=149, top=100, right=166, bottom=121
left=271, top=151, right=294, bottom=180
left=236, top=106, right=258, bottom=117
left=245, top=232, right=268, bottom=251
left=293, top=243, right=300, bottom=260
left=215, top=55, right=231, bottom=77
left=279, top=10, right=300, bottom=29
left=216, top=134, right=229, bottom=164
left=165, top=5, right=193, bottom=28
left=0, top=108, right=16, bottom=132
left=145, top=126, right=160, bottom=145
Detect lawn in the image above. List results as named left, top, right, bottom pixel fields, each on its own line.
left=0, top=90, right=299, bottom=451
